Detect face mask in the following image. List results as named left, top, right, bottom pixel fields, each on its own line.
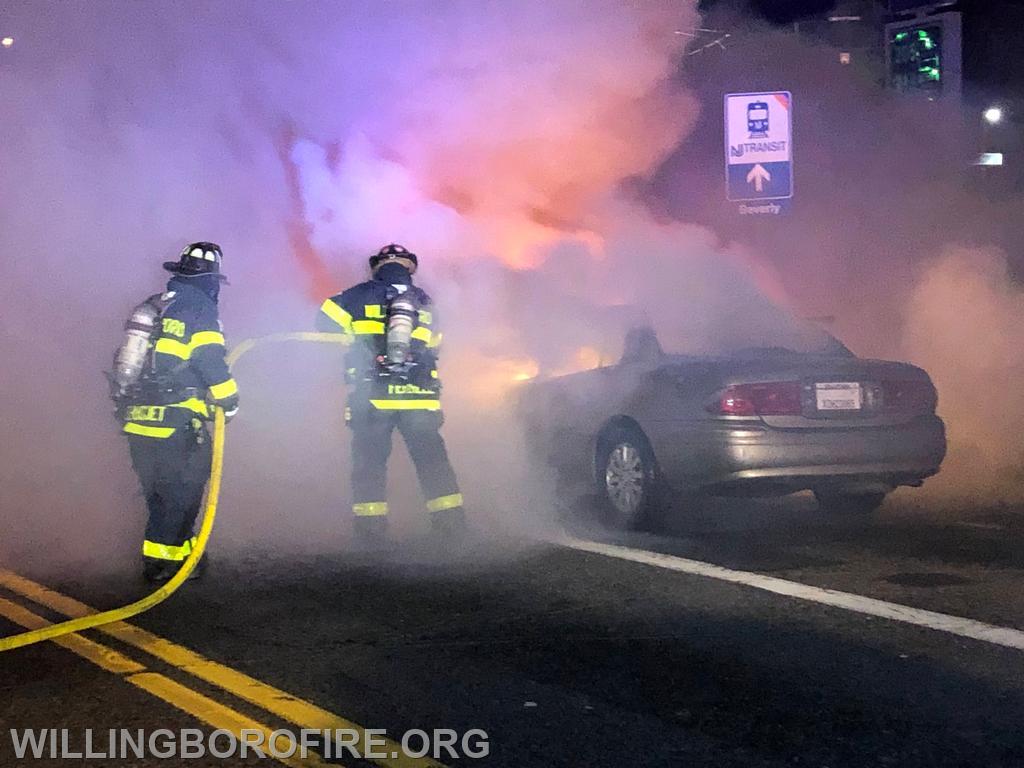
left=374, top=261, right=412, bottom=285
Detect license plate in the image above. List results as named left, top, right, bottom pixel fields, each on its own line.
left=815, top=382, right=862, bottom=411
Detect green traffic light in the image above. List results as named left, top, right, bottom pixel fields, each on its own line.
left=890, top=24, right=943, bottom=91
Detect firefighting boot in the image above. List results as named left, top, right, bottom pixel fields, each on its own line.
left=430, top=507, right=467, bottom=538
left=142, top=560, right=176, bottom=584
left=182, top=552, right=208, bottom=581
left=353, top=515, right=390, bottom=550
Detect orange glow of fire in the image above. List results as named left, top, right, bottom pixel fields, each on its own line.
left=511, top=359, right=542, bottom=382
left=443, top=353, right=541, bottom=409
left=477, top=217, right=606, bottom=270
left=550, top=346, right=603, bottom=377
left=441, top=346, right=606, bottom=411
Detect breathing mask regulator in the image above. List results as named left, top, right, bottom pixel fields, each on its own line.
left=369, top=244, right=422, bottom=381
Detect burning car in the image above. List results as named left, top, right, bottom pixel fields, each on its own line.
left=517, top=326, right=946, bottom=528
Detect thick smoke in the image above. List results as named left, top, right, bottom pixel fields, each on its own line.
left=2, top=2, right=1021, bottom=576
left=0, top=0, right=715, bottom=571
left=900, top=248, right=1024, bottom=504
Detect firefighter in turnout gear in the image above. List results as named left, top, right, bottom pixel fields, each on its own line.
left=115, top=242, right=239, bottom=583
left=317, top=244, right=465, bottom=542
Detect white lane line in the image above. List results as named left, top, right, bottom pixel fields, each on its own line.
left=954, top=521, right=1005, bottom=531
left=559, top=536, right=1024, bottom=652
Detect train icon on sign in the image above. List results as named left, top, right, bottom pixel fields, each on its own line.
left=746, top=101, right=769, bottom=138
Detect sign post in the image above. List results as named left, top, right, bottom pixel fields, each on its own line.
left=725, top=91, right=793, bottom=215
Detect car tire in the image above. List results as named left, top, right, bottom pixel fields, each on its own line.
left=597, top=426, right=664, bottom=530
left=814, top=490, right=887, bottom=516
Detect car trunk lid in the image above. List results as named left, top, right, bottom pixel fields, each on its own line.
left=711, top=356, right=937, bottom=429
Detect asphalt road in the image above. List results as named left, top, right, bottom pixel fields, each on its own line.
left=3, top=495, right=1024, bottom=768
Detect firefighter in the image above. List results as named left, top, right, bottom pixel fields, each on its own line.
left=119, top=242, right=239, bottom=582
left=317, top=244, right=465, bottom=543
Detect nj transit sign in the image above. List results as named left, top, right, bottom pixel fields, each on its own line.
left=725, top=91, right=793, bottom=207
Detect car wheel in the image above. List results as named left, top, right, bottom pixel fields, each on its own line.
left=814, top=490, right=886, bottom=516
left=598, top=427, right=663, bottom=530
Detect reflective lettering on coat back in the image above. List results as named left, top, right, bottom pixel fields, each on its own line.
left=387, top=383, right=435, bottom=395
left=127, top=405, right=167, bottom=422
left=162, top=318, right=186, bottom=338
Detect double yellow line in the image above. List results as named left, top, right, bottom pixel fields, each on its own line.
left=0, top=570, right=445, bottom=768
left=1, top=333, right=430, bottom=766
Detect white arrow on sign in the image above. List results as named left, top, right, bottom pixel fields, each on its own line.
left=746, top=163, right=771, bottom=192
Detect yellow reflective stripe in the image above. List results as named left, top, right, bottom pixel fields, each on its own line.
left=364, top=304, right=384, bottom=319
left=154, top=337, right=191, bottom=360
left=417, top=310, right=433, bottom=325
left=123, top=423, right=176, bottom=438
left=426, top=493, right=463, bottom=512
left=430, top=369, right=438, bottom=379
left=208, top=378, right=238, bottom=400
left=411, top=326, right=432, bottom=344
left=320, top=299, right=353, bottom=334
left=427, top=331, right=443, bottom=349
left=353, top=502, right=389, bottom=517
left=155, top=331, right=226, bottom=360
left=142, top=539, right=191, bottom=561
left=190, top=331, right=225, bottom=349
left=369, top=399, right=441, bottom=411
left=169, top=397, right=210, bottom=416
left=352, top=320, right=385, bottom=335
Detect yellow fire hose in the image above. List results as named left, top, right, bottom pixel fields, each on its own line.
left=225, top=331, right=350, bottom=368
left=0, top=332, right=348, bottom=653
left=0, top=408, right=225, bottom=653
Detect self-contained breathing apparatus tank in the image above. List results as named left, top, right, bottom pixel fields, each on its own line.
left=386, top=291, right=417, bottom=365
left=108, top=294, right=171, bottom=402
left=378, top=287, right=419, bottom=379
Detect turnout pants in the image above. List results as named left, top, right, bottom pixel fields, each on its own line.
left=348, top=404, right=463, bottom=521
left=127, top=430, right=211, bottom=566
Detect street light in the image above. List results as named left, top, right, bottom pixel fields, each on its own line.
left=1, top=37, right=13, bottom=48
left=983, top=106, right=1003, bottom=125
left=979, top=105, right=1005, bottom=165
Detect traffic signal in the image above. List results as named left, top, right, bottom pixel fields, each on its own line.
left=889, top=24, right=943, bottom=92
left=885, top=12, right=962, bottom=99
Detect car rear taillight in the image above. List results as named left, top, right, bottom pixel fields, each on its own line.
left=882, top=379, right=937, bottom=414
left=707, top=382, right=803, bottom=416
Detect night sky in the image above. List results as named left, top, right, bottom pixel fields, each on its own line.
left=698, top=0, right=840, bottom=24
left=698, top=0, right=1024, bottom=97
left=699, top=0, right=1024, bottom=25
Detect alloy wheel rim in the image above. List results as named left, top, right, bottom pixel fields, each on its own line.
left=606, top=442, right=645, bottom=517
